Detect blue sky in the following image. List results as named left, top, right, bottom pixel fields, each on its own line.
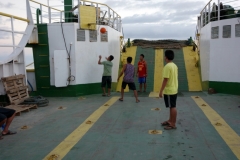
left=0, top=0, right=220, bottom=65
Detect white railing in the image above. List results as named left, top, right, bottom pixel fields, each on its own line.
left=200, top=0, right=240, bottom=28
left=29, top=0, right=122, bottom=32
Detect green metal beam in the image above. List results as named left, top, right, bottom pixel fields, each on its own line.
left=64, top=0, right=72, bottom=22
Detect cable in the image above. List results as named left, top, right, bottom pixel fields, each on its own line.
left=60, top=22, right=75, bottom=86
left=27, top=80, right=34, bottom=92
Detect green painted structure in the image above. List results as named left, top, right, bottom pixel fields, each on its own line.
left=134, top=47, right=155, bottom=92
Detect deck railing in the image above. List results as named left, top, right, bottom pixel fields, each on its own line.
left=29, top=0, right=122, bottom=32
left=200, top=0, right=240, bottom=28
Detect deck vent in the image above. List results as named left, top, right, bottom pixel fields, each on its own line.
left=77, top=29, right=85, bottom=41
left=101, top=31, right=108, bottom=42
left=236, top=24, right=240, bottom=37
left=89, top=30, right=97, bottom=42
left=223, top=25, right=231, bottom=38
left=211, top=26, right=219, bottom=39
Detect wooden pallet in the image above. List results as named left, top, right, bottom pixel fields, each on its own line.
left=1, top=75, right=29, bottom=105
left=5, top=104, right=37, bottom=116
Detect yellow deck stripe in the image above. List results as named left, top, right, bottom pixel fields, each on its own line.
left=192, top=96, right=240, bottom=159
left=43, top=97, right=119, bottom=160
left=183, top=47, right=202, bottom=91
left=116, top=46, right=137, bottom=92
left=153, top=49, right=164, bottom=92
left=149, top=49, right=163, bottom=97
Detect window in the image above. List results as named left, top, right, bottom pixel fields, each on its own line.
left=223, top=25, right=231, bottom=38
left=101, top=31, right=108, bottom=42
left=77, top=29, right=85, bottom=41
left=89, top=30, right=97, bottom=42
left=236, top=24, right=240, bottom=37
left=211, top=26, right=219, bottom=39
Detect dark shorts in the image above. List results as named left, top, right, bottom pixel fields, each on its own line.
left=122, top=82, right=136, bottom=90
left=138, top=77, right=146, bottom=84
left=164, top=94, right=177, bottom=108
left=0, top=108, right=15, bottom=122
left=101, top=76, right=112, bottom=88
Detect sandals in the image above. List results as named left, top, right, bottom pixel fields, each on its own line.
left=136, top=99, right=140, bottom=103
left=102, top=94, right=106, bottom=97
left=2, top=130, right=17, bottom=136
left=119, top=98, right=123, bottom=101
left=161, top=121, right=170, bottom=126
left=164, top=126, right=177, bottom=130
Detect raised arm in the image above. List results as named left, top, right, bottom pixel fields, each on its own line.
left=98, top=55, right=102, bottom=64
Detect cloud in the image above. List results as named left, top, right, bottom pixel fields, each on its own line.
left=0, top=2, right=14, bottom=8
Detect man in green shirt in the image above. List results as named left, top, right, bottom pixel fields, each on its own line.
left=98, top=55, right=114, bottom=96
left=159, top=50, right=178, bottom=130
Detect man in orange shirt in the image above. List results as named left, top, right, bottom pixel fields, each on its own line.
left=136, top=54, right=147, bottom=92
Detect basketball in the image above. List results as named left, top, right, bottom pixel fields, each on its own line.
left=100, top=27, right=106, bottom=34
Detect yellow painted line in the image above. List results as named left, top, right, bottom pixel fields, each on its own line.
left=153, top=49, right=164, bottom=93
left=43, top=97, right=119, bottom=160
left=149, top=92, right=159, bottom=98
left=116, top=46, right=137, bottom=92
left=183, top=47, right=202, bottom=91
left=192, top=96, right=240, bottom=159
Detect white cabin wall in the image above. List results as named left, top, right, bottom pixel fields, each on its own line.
left=74, top=24, right=121, bottom=84
left=199, top=23, right=211, bottom=81
left=209, top=19, right=240, bottom=82
left=48, top=23, right=122, bottom=86
left=47, top=23, right=76, bottom=86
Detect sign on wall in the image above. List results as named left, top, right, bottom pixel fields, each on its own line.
left=223, top=25, right=231, bottom=38
left=79, top=5, right=96, bottom=30
left=77, top=29, right=85, bottom=41
left=101, top=31, right=108, bottom=42
left=89, top=30, right=97, bottom=42
left=211, top=26, right=219, bottom=39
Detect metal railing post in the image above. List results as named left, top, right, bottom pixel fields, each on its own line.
left=108, top=7, right=110, bottom=24
left=10, top=17, right=15, bottom=50
left=48, top=7, right=51, bottom=23
left=208, top=2, right=210, bottom=23
left=112, top=12, right=115, bottom=28
left=40, top=4, right=43, bottom=23
left=60, top=11, right=62, bottom=22
left=218, top=0, right=220, bottom=20
left=201, top=12, right=203, bottom=28
left=205, top=8, right=207, bottom=26
left=78, top=0, right=81, bottom=28
left=96, top=4, right=99, bottom=25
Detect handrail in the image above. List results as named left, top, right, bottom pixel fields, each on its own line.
left=201, top=0, right=212, bottom=13
left=81, top=0, right=121, bottom=18
left=30, top=0, right=62, bottom=12
left=0, top=12, right=29, bottom=22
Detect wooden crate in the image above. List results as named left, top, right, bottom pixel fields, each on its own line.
left=5, top=104, right=37, bottom=116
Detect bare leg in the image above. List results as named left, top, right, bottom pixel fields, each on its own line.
left=133, top=90, right=140, bottom=102
left=144, top=83, right=147, bottom=92
left=2, top=112, right=16, bottom=134
left=170, top=107, right=177, bottom=127
left=120, top=88, right=124, bottom=100
left=108, top=88, right=111, bottom=96
left=102, top=87, right=106, bottom=95
left=139, top=84, right=142, bottom=92
left=0, top=119, right=6, bottom=128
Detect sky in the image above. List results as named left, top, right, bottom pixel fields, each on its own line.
left=0, top=0, right=228, bottom=65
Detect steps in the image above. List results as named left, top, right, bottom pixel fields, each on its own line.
left=134, top=47, right=155, bottom=92
left=164, top=49, right=189, bottom=92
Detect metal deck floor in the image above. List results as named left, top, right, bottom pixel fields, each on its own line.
left=0, top=92, right=240, bottom=160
